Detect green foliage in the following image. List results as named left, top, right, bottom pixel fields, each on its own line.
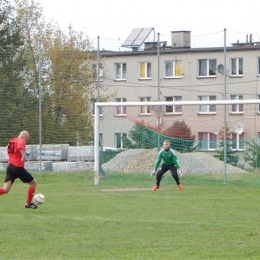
left=214, top=142, right=239, bottom=166
left=214, top=125, right=239, bottom=166
left=128, top=122, right=158, bottom=148
left=41, top=28, right=96, bottom=145
left=0, top=1, right=107, bottom=146
left=0, top=0, right=36, bottom=145
left=12, top=1, right=97, bottom=145
left=128, top=121, right=195, bottom=152
left=244, top=138, right=260, bottom=168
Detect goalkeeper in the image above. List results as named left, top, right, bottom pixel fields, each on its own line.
left=151, top=140, right=183, bottom=191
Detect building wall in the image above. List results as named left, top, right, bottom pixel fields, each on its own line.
left=97, top=44, right=260, bottom=149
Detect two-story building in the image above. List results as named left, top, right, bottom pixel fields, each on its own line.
left=96, top=30, right=260, bottom=151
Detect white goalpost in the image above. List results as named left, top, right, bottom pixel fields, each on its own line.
left=94, top=99, right=260, bottom=185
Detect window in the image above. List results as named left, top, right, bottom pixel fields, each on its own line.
left=165, top=96, right=182, bottom=114
left=231, top=132, right=244, bottom=150
left=92, top=63, right=103, bottom=81
left=139, top=62, right=151, bottom=79
left=198, top=59, right=216, bottom=77
left=115, top=98, right=126, bottom=116
left=115, top=133, right=126, bottom=149
left=198, top=132, right=217, bottom=150
left=115, top=63, right=126, bottom=80
left=165, top=60, right=183, bottom=78
left=140, top=97, right=151, bottom=114
left=231, top=58, right=243, bottom=76
left=231, top=95, right=243, bottom=113
left=198, top=96, right=216, bottom=113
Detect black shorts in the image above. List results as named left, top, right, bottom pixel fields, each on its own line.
left=5, top=164, right=34, bottom=184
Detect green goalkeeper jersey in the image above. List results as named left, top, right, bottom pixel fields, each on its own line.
left=154, top=148, right=180, bottom=170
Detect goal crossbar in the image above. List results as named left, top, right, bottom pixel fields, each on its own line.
left=95, top=99, right=260, bottom=107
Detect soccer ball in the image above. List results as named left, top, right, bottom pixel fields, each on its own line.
left=32, top=193, right=45, bottom=205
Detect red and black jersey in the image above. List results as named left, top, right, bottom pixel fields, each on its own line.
left=7, top=137, right=26, bottom=167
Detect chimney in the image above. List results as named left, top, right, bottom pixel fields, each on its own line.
left=171, top=31, right=191, bottom=48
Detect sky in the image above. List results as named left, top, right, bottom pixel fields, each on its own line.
left=39, top=0, right=260, bottom=48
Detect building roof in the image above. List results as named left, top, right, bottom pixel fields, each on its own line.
left=100, top=44, right=260, bottom=57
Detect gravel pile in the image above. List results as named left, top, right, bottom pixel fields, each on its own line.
left=102, top=149, right=146, bottom=172
left=102, top=148, right=248, bottom=174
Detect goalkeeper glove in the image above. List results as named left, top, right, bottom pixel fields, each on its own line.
left=151, top=169, right=156, bottom=177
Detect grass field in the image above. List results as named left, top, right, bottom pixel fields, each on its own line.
left=0, top=171, right=260, bottom=260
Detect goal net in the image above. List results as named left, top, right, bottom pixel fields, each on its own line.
left=94, top=100, right=260, bottom=185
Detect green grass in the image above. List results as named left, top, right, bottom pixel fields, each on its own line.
left=0, top=171, right=260, bottom=260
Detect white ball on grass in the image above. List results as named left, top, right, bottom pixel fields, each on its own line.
left=32, top=193, right=45, bottom=205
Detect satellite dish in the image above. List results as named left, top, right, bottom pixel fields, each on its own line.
left=217, top=64, right=224, bottom=74
left=235, top=123, right=243, bottom=134
left=212, top=128, right=219, bottom=135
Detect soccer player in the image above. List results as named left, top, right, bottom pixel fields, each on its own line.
left=152, top=140, right=183, bottom=191
left=0, top=130, right=38, bottom=209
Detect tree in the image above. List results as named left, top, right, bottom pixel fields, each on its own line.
left=14, top=0, right=100, bottom=145
left=243, top=138, right=260, bottom=169
left=214, top=125, right=239, bottom=166
left=162, top=120, right=195, bottom=152
left=0, top=0, right=32, bottom=145
left=128, top=121, right=158, bottom=149
left=128, top=120, right=195, bottom=152
left=40, top=26, right=97, bottom=145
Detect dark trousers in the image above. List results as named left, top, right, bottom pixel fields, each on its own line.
left=156, top=164, right=180, bottom=187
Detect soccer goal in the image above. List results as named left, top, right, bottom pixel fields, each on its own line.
left=94, top=99, right=260, bottom=185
